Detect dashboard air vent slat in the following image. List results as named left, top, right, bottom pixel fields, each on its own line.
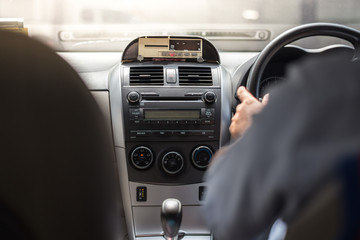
left=178, top=67, right=212, bottom=86
left=130, top=66, right=164, bottom=85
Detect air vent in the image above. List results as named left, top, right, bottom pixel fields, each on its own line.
left=129, top=66, right=164, bottom=85
left=178, top=67, right=212, bottom=86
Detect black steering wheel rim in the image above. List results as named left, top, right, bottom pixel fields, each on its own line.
left=246, top=23, right=360, bottom=99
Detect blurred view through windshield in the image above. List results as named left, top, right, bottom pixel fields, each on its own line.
left=1, top=0, right=360, bottom=51
left=2, top=0, right=360, bottom=25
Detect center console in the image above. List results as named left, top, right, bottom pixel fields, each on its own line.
left=109, top=36, right=232, bottom=240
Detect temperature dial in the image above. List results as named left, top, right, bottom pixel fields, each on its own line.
left=131, top=146, right=154, bottom=170
left=192, top=146, right=213, bottom=169
left=162, top=152, right=184, bottom=175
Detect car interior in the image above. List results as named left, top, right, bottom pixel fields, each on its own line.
left=1, top=0, right=360, bottom=239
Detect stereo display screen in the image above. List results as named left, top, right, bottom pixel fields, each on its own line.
left=144, top=110, right=200, bottom=120
left=169, top=39, right=201, bottom=51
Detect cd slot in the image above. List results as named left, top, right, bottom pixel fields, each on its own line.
left=144, top=45, right=168, bottom=48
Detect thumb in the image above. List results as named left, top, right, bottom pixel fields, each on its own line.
left=262, top=94, right=270, bottom=105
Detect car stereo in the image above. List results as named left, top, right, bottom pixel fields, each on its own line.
left=123, top=91, right=219, bottom=142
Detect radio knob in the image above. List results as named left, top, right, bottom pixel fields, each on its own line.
left=162, top=152, right=184, bottom=175
left=203, top=91, right=216, bottom=103
left=192, top=146, right=213, bottom=169
left=131, top=146, right=154, bottom=170
left=128, top=91, right=141, bottom=103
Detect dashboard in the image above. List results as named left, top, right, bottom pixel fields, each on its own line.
left=58, top=33, right=355, bottom=240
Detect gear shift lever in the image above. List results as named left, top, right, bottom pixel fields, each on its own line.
left=161, top=198, right=182, bottom=240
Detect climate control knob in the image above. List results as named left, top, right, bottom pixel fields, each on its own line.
left=131, top=146, right=154, bottom=170
left=203, top=91, right=216, bottom=103
left=162, top=152, right=184, bottom=175
left=127, top=91, right=141, bottom=103
left=192, top=146, right=213, bottom=169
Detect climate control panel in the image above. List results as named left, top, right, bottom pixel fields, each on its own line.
left=127, top=142, right=217, bottom=184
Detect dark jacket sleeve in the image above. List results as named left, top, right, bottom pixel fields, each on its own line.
left=203, top=56, right=360, bottom=240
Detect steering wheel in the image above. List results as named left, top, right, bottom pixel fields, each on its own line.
left=246, top=23, right=360, bottom=99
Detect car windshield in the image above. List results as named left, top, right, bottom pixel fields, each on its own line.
left=1, top=0, right=360, bottom=51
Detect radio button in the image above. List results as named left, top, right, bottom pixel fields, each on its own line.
left=130, top=119, right=142, bottom=125
left=154, top=131, right=173, bottom=137
left=193, top=130, right=214, bottom=136
left=151, top=120, right=164, bottom=125
left=203, top=91, right=216, bottom=103
left=129, top=108, right=142, bottom=119
left=180, top=120, right=191, bottom=124
left=201, top=119, right=215, bottom=125
left=127, top=91, right=141, bottom=103
left=131, top=131, right=152, bottom=137
left=179, top=131, right=187, bottom=136
left=201, top=108, right=215, bottom=118
left=174, top=131, right=188, bottom=136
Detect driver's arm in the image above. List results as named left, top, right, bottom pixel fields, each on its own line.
left=203, top=83, right=295, bottom=239
left=203, top=55, right=360, bottom=240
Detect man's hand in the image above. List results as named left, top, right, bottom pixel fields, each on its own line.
left=229, top=86, right=269, bottom=139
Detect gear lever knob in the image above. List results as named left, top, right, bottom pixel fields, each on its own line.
left=161, top=198, right=182, bottom=240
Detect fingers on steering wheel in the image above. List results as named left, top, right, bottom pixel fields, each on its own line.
left=235, top=103, right=244, bottom=113
left=237, top=86, right=257, bottom=103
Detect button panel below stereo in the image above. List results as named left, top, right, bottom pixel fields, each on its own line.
left=130, top=130, right=215, bottom=139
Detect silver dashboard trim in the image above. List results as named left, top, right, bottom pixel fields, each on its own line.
left=115, top=147, right=136, bottom=240
left=110, top=65, right=136, bottom=239
left=109, top=65, right=126, bottom=148
left=219, top=66, right=232, bottom=147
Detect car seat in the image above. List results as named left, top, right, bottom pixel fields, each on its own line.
left=0, top=30, right=127, bottom=240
